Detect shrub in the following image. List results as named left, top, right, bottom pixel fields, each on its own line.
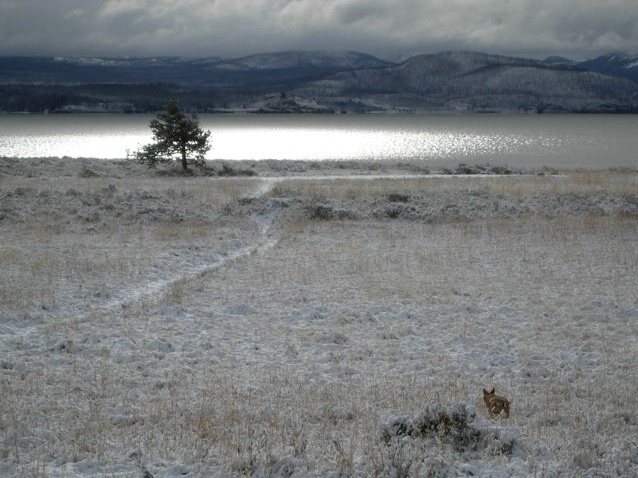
left=387, top=193, right=410, bottom=203
left=380, top=403, right=520, bottom=456
left=305, top=202, right=358, bottom=220
left=217, top=164, right=257, bottom=177
left=372, top=203, right=420, bottom=220
left=413, top=403, right=482, bottom=452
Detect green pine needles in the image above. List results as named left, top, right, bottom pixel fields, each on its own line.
left=131, top=99, right=211, bottom=171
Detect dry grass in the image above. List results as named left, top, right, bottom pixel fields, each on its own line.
left=0, top=181, right=262, bottom=316
left=2, top=161, right=638, bottom=476
left=266, top=169, right=638, bottom=201
left=178, top=212, right=638, bottom=475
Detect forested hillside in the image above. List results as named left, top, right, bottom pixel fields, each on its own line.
left=2, top=50, right=638, bottom=113
left=296, top=51, right=638, bottom=113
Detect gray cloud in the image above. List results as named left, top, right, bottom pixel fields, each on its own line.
left=1, top=0, right=637, bottom=60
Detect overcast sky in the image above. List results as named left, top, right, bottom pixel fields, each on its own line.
left=1, top=0, right=637, bottom=60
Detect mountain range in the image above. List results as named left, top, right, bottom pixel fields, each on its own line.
left=545, top=52, right=638, bottom=84
left=1, top=50, right=638, bottom=114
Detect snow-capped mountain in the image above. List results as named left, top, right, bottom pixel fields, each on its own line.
left=213, top=50, right=392, bottom=70
left=0, top=51, right=391, bottom=87
left=2, top=50, right=638, bottom=113
left=296, top=51, right=638, bottom=113
left=574, top=52, right=638, bottom=84
left=543, top=52, right=638, bottom=84
left=542, top=56, right=574, bottom=65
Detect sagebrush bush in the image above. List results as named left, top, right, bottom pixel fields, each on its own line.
left=380, top=403, right=520, bottom=457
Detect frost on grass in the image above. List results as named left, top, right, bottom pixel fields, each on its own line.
left=380, top=404, right=521, bottom=472
left=1, top=159, right=638, bottom=477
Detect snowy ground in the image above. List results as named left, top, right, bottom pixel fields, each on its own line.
left=1, top=158, right=638, bottom=477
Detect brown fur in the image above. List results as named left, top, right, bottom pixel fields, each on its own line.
left=483, top=388, right=510, bottom=418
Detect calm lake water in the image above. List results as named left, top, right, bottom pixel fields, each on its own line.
left=1, top=113, right=638, bottom=169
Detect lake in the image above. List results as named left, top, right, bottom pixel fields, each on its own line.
left=1, top=113, right=638, bottom=169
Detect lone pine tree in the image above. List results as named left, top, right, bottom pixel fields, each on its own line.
left=132, top=99, right=211, bottom=171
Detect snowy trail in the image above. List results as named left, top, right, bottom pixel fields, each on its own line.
left=92, top=204, right=281, bottom=316
left=79, top=173, right=444, bottom=316
left=53, top=171, right=585, bottom=317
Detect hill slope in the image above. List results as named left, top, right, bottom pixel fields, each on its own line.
left=295, top=51, right=638, bottom=112
left=0, top=51, right=392, bottom=87
left=2, top=51, right=638, bottom=113
left=575, top=52, right=638, bottom=84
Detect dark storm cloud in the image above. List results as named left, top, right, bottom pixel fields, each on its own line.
left=1, top=0, right=637, bottom=59
left=334, top=1, right=390, bottom=25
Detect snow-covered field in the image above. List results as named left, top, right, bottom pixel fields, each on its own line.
left=1, top=158, right=638, bottom=477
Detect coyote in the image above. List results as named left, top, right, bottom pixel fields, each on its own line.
left=483, top=388, right=510, bottom=418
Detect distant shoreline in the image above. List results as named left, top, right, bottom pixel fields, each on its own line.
left=0, top=156, right=571, bottom=178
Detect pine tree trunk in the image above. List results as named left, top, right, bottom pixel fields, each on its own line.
left=181, top=147, right=188, bottom=170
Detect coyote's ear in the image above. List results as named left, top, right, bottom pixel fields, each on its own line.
left=489, top=388, right=495, bottom=394
left=483, top=388, right=488, bottom=394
